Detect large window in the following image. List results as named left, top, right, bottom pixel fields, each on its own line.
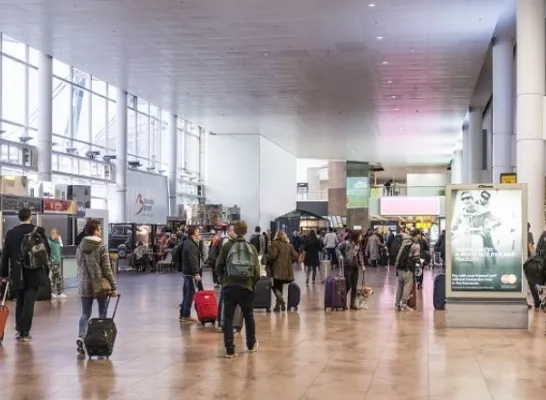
left=2, top=56, right=26, bottom=125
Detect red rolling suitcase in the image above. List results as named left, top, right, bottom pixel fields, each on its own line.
left=0, top=281, right=9, bottom=344
left=194, top=289, right=218, bottom=326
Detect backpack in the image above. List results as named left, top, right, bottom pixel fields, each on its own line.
left=21, top=228, right=49, bottom=270
left=389, top=234, right=404, bottom=259
left=205, top=241, right=221, bottom=267
left=524, top=231, right=546, bottom=286
left=226, top=241, right=255, bottom=280
left=340, top=241, right=359, bottom=267
left=249, top=234, right=261, bottom=253
left=396, top=242, right=414, bottom=271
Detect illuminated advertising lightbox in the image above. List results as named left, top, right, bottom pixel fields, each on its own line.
left=446, top=184, right=527, bottom=296
left=346, top=177, right=369, bottom=208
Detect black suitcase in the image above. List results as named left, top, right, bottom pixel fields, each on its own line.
left=219, top=290, right=243, bottom=332
left=83, top=295, right=120, bottom=359
left=287, top=282, right=301, bottom=311
left=254, top=277, right=272, bottom=312
left=379, top=248, right=389, bottom=267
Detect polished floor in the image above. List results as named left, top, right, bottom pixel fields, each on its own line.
left=0, top=265, right=545, bottom=400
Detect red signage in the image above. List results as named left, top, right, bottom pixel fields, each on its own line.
left=43, top=199, right=78, bottom=214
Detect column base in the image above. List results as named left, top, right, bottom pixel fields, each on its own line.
left=446, top=298, right=528, bottom=329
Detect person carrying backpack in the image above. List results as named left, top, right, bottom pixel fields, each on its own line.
left=394, top=229, right=422, bottom=311
left=249, top=226, right=265, bottom=257
left=0, top=208, right=51, bottom=342
left=215, top=221, right=260, bottom=358
left=336, top=230, right=364, bottom=310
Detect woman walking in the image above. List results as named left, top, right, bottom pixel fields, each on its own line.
left=76, top=219, right=118, bottom=355
left=303, top=230, right=323, bottom=285
left=266, top=231, right=298, bottom=312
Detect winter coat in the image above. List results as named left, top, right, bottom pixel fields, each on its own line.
left=366, top=233, right=382, bottom=261
left=77, top=236, right=117, bottom=297
left=267, top=239, right=298, bottom=282
left=303, top=237, right=323, bottom=267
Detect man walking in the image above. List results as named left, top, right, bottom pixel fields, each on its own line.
left=1, top=208, right=50, bottom=342
left=179, top=226, right=202, bottom=323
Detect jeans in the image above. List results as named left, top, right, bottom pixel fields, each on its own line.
left=212, top=269, right=219, bottom=285
left=16, top=288, right=38, bottom=336
left=396, top=270, right=414, bottom=305
left=78, top=296, right=108, bottom=338
left=222, top=286, right=256, bottom=355
left=180, top=275, right=196, bottom=318
left=529, top=281, right=541, bottom=307
left=326, top=248, right=338, bottom=266
left=344, top=267, right=359, bottom=307
left=50, top=264, right=63, bottom=295
left=306, top=265, right=318, bottom=282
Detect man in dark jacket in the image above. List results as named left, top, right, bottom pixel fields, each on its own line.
left=179, top=226, right=202, bottom=323
left=1, top=208, right=50, bottom=342
left=216, top=220, right=260, bottom=358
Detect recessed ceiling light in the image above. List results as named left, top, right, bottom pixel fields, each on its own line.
left=394, top=108, right=399, bottom=111
left=368, top=3, right=376, bottom=7
left=264, top=52, right=269, bottom=56
left=382, top=61, right=388, bottom=65
left=376, top=36, right=383, bottom=40
left=387, top=80, right=392, bottom=84
left=391, top=95, right=397, bottom=99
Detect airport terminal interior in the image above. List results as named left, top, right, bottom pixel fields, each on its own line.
left=1, top=0, right=546, bottom=399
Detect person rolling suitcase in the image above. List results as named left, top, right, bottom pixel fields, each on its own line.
left=83, top=294, right=120, bottom=359
left=0, top=281, right=10, bottom=345
left=324, top=260, right=346, bottom=311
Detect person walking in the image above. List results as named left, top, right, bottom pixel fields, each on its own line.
left=179, top=226, right=202, bottom=322
left=76, top=219, right=118, bottom=354
left=48, top=229, right=66, bottom=299
left=303, top=230, right=323, bottom=285
left=215, top=221, right=260, bottom=358
left=266, top=231, right=298, bottom=312
left=1, top=208, right=50, bottom=342
left=394, top=229, right=422, bottom=311
left=336, top=230, right=364, bottom=310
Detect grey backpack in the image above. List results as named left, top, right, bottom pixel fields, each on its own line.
left=226, top=241, right=255, bottom=280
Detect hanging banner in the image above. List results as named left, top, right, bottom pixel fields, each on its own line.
left=126, top=170, right=169, bottom=224
left=446, top=184, right=527, bottom=297
left=500, top=173, right=517, bottom=184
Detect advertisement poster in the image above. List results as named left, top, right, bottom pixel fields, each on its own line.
left=449, top=187, right=523, bottom=292
left=126, top=170, right=169, bottom=225
left=43, top=199, right=78, bottom=214
left=346, top=177, right=369, bottom=208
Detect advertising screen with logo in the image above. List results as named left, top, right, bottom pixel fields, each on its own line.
left=446, top=184, right=527, bottom=296
left=126, top=170, right=169, bottom=225
left=346, top=177, right=370, bottom=208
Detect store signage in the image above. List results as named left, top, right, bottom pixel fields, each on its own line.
left=499, top=173, right=517, bottom=184
left=380, top=197, right=440, bottom=216
left=43, top=199, right=79, bottom=214
left=126, top=170, right=169, bottom=224
left=446, top=184, right=525, bottom=294
left=1, top=196, right=42, bottom=213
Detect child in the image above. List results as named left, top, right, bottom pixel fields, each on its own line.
left=49, top=229, right=66, bottom=299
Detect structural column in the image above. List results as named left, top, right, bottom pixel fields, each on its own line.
left=468, top=108, right=483, bottom=183
left=462, top=124, right=470, bottom=183
left=115, top=88, right=128, bottom=222
left=168, top=113, right=178, bottom=215
left=492, top=38, right=514, bottom=183
left=451, top=149, right=463, bottom=184
left=37, top=51, right=53, bottom=181
left=516, top=0, right=545, bottom=239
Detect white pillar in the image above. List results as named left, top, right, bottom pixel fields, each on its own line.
left=37, top=52, right=53, bottom=181
left=462, top=125, right=471, bottom=183
left=469, top=108, right=483, bottom=183
left=517, top=0, right=545, bottom=238
left=116, top=88, right=128, bottom=222
left=492, top=38, right=514, bottom=183
left=168, top=113, right=178, bottom=215
left=451, top=149, right=463, bottom=184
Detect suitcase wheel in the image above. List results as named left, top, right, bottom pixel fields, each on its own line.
left=266, top=308, right=271, bottom=313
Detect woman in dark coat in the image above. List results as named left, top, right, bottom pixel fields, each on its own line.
left=303, top=230, right=323, bottom=284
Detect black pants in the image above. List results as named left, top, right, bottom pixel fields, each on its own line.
left=212, top=269, right=219, bottom=285
left=272, top=279, right=286, bottom=305
left=326, top=248, right=338, bottom=267
left=344, top=267, right=359, bottom=307
left=197, top=268, right=204, bottom=291
left=16, top=287, right=38, bottom=336
left=222, top=286, right=256, bottom=355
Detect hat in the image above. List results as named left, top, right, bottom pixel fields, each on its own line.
left=410, top=228, right=422, bottom=237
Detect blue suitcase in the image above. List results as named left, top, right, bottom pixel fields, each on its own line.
left=433, top=274, right=446, bottom=310
left=324, top=275, right=346, bottom=311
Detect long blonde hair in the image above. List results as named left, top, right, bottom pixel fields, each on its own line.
left=274, top=230, right=290, bottom=243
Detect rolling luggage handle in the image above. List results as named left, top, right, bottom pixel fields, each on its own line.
left=106, top=294, right=121, bottom=321
left=1, top=280, right=9, bottom=306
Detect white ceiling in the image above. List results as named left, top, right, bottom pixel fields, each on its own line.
left=0, top=0, right=507, bottom=165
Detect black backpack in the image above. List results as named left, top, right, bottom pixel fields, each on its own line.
left=205, top=241, right=221, bottom=267
left=21, top=228, right=49, bottom=270
left=396, top=242, right=414, bottom=271
left=249, top=234, right=261, bottom=253
left=389, top=234, right=404, bottom=260
left=524, top=231, right=546, bottom=286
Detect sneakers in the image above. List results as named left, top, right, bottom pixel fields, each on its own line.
left=51, top=293, right=58, bottom=299
left=58, top=293, right=68, bottom=299
left=395, top=303, right=402, bottom=311
left=76, top=337, right=86, bottom=355
left=15, top=331, right=21, bottom=340
left=225, top=352, right=238, bottom=359
left=179, top=316, right=199, bottom=323
left=400, top=304, right=414, bottom=312
left=248, top=341, right=259, bottom=353
left=19, top=334, right=32, bottom=343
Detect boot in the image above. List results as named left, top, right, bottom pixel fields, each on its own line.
left=273, top=289, right=286, bottom=311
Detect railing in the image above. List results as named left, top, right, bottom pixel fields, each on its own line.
left=370, top=185, right=445, bottom=197
left=297, top=190, right=328, bottom=201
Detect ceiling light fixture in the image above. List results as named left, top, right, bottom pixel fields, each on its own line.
left=382, top=61, right=388, bottom=65
left=368, top=3, right=376, bottom=7
left=394, top=108, right=399, bottom=111
left=387, top=80, right=392, bottom=84
left=391, top=95, right=396, bottom=99
left=376, top=36, right=383, bottom=40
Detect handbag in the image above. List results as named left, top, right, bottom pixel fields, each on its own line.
left=83, top=251, right=112, bottom=297
left=298, top=252, right=305, bottom=263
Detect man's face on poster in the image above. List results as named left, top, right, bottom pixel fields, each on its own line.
left=461, top=192, right=476, bottom=211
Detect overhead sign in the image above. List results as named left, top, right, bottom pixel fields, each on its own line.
left=43, top=199, right=79, bottom=214
left=500, top=173, right=517, bottom=184
left=126, top=170, right=169, bottom=224
left=1, top=196, right=42, bottom=213
left=380, top=197, right=440, bottom=216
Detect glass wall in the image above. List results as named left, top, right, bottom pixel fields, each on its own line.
left=0, top=33, right=205, bottom=213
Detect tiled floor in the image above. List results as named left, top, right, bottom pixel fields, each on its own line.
left=0, top=265, right=545, bottom=400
